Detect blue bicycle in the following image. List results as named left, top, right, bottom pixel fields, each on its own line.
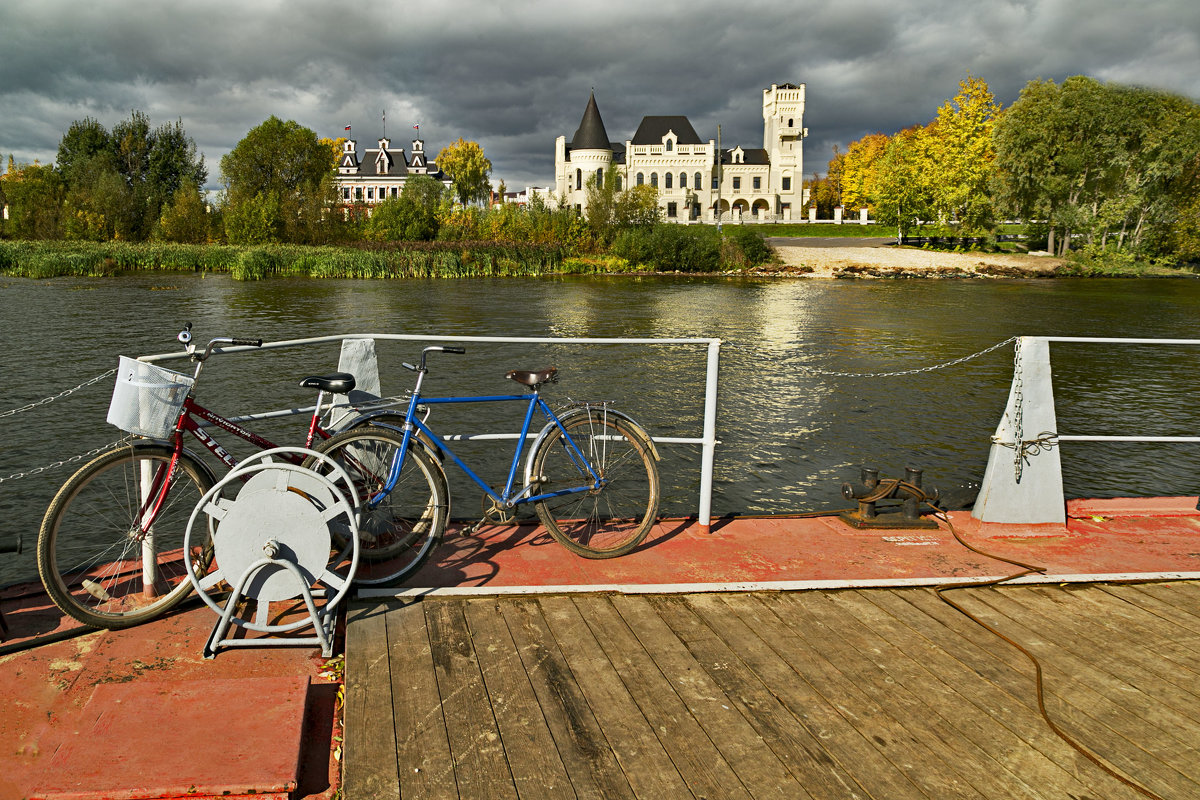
left=307, top=346, right=661, bottom=585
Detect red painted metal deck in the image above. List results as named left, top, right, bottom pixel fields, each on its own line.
left=3, top=496, right=1199, bottom=800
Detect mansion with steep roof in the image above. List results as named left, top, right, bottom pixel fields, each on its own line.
left=554, top=83, right=806, bottom=222
left=335, top=135, right=452, bottom=206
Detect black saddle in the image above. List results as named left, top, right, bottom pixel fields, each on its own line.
left=299, top=372, right=356, bottom=394
left=506, top=367, right=558, bottom=387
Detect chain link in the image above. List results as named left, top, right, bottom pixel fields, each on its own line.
left=1011, top=337, right=1025, bottom=480
left=794, top=336, right=1018, bottom=379
left=0, top=436, right=134, bottom=484
left=0, top=368, right=117, bottom=419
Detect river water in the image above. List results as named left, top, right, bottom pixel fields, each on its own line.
left=3, top=272, right=1200, bottom=586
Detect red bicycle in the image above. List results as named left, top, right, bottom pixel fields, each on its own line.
left=36, top=325, right=439, bottom=628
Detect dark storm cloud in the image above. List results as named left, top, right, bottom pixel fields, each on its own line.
left=2, top=0, right=1198, bottom=188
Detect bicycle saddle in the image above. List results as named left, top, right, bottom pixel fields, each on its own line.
left=506, top=367, right=558, bottom=387
left=299, top=372, right=357, bottom=393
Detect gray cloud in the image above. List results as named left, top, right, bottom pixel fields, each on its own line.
left=2, top=0, right=1198, bottom=188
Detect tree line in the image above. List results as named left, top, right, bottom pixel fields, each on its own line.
left=805, top=75, right=1200, bottom=263
left=0, top=114, right=505, bottom=247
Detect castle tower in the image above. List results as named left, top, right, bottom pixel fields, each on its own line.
left=762, top=83, right=806, bottom=211
left=556, top=92, right=615, bottom=211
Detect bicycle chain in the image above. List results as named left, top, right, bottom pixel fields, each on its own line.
left=0, top=368, right=117, bottom=419
left=0, top=436, right=135, bottom=484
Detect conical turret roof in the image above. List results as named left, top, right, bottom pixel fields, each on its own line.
left=571, top=92, right=612, bottom=151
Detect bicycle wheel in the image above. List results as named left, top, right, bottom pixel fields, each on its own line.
left=37, top=443, right=214, bottom=629
left=530, top=411, right=660, bottom=558
left=308, top=428, right=448, bottom=586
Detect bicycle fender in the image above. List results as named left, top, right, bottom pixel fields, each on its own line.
left=117, top=440, right=221, bottom=488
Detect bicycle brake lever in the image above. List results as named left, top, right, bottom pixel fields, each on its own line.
left=402, top=362, right=418, bottom=372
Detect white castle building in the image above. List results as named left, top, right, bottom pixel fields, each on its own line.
left=554, top=83, right=807, bottom=222
left=335, top=135, right=452, bottom=206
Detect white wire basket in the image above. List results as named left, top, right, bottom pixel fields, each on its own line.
left=107, top=356, right=194, bottom=438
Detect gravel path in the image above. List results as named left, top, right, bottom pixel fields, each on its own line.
left=767, top=245, right=1063, bottom=278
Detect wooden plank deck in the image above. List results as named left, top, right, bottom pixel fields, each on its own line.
left=343, top=582, right=1200, bottom=799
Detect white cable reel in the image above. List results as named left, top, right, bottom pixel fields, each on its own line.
left=184, top=447, right=361, bottom=657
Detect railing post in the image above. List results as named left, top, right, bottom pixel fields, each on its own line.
left=697, top=340, right=721, bottom=533
left=973, top=336, right=1065, bottom=524
left=332, top=338, right=381, bottom=428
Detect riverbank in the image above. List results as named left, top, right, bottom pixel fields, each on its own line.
left=770, top=245, right=1061, bottom=278
left=769, top=244, right=1199, bottom=278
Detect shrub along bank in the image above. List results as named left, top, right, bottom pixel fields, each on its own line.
left=0, top=226, right=775, bottom=280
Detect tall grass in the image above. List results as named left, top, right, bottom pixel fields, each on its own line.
left=0, top=240, right=571, bottom=280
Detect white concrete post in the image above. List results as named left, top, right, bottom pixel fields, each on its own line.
left=332, top=338, right=381, bottom=427
left=972, top=337, right=1065, bottom=524
left=808, top=206, right=816, bottom=223
left=833, top=206, right=843, bottom=224
left=860, top=207, right=869, bottom=225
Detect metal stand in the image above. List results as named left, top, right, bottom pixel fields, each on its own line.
left=185, top=448, right=360, bottom=658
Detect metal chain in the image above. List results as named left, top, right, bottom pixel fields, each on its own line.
left=0, top=369, right=117, bottom=419
left=0, top=436, right=134, bottom=484
left=1011, top=337, right=1025, bottom=481
left=794, top=336, right=1018, bottom=378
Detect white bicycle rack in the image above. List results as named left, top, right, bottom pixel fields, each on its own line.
left=185, top=448, right=360, bottom=658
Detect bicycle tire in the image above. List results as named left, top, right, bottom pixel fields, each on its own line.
left=307, top=428, right=449, bottom=586
left=37, top=442, right=215, bottom=629
left=530, top=411, right=660, bottom=558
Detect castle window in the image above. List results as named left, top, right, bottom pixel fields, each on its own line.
left=651, top=172, right=658, bottom=188
left=636, top=172, right=644, bottom=186
left=788, top=118, right=794, bottom=127
left=576, top=169, right=582, bottom=191
left=597, top=168, right=603, bottom=184
left=782, top=176, right=791, bottom=191
left=680, top=172, right=687, bottom=189
left=665, top=173, right=672, bottom=189
left=667, top=202, right=677, bottom=218
left=666, top=140, right=673, bottom=151
left=712, top=175, right=718, bottom=190
left=695, top=172, right=702, bottom=190
left=616, top=175, right=622, bottom=190
left=753, top=177, right=761, bottom=190
left=732, top=177, right=741, bottom=190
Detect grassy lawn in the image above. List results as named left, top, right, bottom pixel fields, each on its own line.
left=754, top=222, right=895, bottom=237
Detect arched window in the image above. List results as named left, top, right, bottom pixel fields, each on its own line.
left=666, top=140, right=673, bottom=151
left=575, top=169, right=581, bottom=191
left=788, top=118, right=794, bottom=127
left=650, top=172, right=658, bottom=188
left=680, top=172, right=687, bottom=189
left=616, top=175, right=623, bottom=191
left=664, top=173, right=672, bottom=189
left=597, top=168, right=604, bottom=185
left=695, top=172, right=702, bottom=190
left=636, top=172, right=644, bottom=186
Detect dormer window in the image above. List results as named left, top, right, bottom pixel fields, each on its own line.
left=665, top=139, right=673, bottom=152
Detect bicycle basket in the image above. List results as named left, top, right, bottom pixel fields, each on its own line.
left=107, top=356, right=194, bottom=438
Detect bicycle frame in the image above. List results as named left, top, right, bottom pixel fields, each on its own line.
left=390, top=389, right=602, bottom=510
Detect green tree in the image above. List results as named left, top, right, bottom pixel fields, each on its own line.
left=0, top=162, right=64, bottom=239
left=221, top=117, right=333, bottom=244
left=436, top=138, right=492, bottom=206
left=613, top=183, right=660, bottom=229
left=870, top=126, right=936, bottom=239
left=158, top=186, right=210, bottom=243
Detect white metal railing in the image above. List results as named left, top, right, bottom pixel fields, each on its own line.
left=974, top=336, right=1200, bottom=525
left=142, top=333, right=723, bottom=531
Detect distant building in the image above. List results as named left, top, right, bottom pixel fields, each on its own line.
left=335, top=135, right=452, bottom=209
left=554, top=83, right=807, bottom=222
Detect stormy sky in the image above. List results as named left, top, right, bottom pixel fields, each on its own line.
left=2, top=0, right=1198, bottom=190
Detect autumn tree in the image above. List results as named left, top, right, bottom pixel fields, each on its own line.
left=839, top=134, right=888, bottom=211
left=928, top=75, right=1001, bottom=232
left=870, top=125, right=937, bottom=239
left=0, top=161, right=64, bottom=239
left=436, top=139, right=492, bottom=206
